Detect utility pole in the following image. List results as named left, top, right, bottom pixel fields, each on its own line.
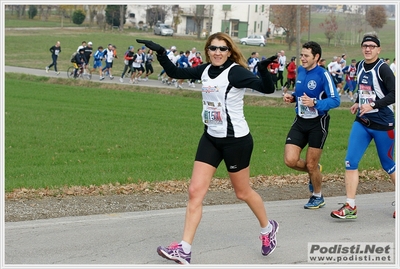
left=308, top=5, right=311, bottom=41
left=119, top=5, right=124, bottom=31
left=296, top=5, right=301, bottom=67
left=208, top=5, right=212, bottom=36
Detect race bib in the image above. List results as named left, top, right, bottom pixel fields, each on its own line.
left=297, top=97, right=318, bottom=118
left=358, top=85, right=378, bottom=113
left=202, top=104, right=223, bottom=127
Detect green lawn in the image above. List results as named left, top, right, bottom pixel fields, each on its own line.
left=5, top=73, right=382, bottom=192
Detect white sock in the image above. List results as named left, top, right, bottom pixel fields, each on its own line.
left=260, top=221, right=273, bottom=234
left=313, top=192, right=322, bottom=198
left=179, top=240, right=191, bottom=254
left=346, top=198, right=356, bottom=208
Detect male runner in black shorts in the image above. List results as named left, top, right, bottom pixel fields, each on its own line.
left=283, top=41, right=341, bottom=209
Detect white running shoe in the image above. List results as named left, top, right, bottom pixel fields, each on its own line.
left=119, top=77, right=124, bottom=83
left=45, top=66, right=49, bottom=73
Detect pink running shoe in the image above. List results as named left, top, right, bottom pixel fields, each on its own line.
left=260, top=220, right=279, bottom=256
left=157, top=242, right=191, bottom=264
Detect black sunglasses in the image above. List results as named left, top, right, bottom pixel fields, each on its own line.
left=208, top=45, right=230, bottom=52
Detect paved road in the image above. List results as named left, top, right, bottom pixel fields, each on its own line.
left=5, top=65, right=354, bottom=102
left=5, top=192, right=396, bottom=266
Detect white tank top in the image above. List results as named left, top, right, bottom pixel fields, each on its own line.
left=200, top=63, right=249, bottom=138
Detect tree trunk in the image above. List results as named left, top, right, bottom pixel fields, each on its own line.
left=119, top=5, right=124, bottom=31
left=17, top=5, right=23, bottom=19
left=20, top=5, right=26, bottom=17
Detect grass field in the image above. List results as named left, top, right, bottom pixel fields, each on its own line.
left=4, top=9, right=395, bottom=192
left=5, top=73, right=383, bottom=192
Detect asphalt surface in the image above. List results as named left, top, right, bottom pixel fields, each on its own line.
left=5, top=65, right=355, bottom=102
left=4, top=66, right=396, bottom=268
left=4, top=193, right=396, bottom=266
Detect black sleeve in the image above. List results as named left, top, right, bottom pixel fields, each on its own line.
left=49, top=46, right=54, bottom=54
left=157, top=53, right=206, bottom=79
left=227, top=65, right=275, bottom=94
left=376, top=64, right=395, bottom=108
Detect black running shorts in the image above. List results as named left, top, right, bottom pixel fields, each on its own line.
left=285, top=114, right=330, bottom=149
left=195, top=132, right=253, bottom=172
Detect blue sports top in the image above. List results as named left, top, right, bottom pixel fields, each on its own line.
left=293, top=65, right=340, bottom=118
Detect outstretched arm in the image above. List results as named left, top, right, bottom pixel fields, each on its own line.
left=230, top=55, right=277, bottom=94
left=137, top=39, right=203, bottom=80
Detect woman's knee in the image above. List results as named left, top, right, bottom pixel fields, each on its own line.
left=188, top=184, right=207, bottom=200
left=234, top=187, right=253, bottom=201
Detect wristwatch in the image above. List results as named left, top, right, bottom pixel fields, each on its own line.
left=370, top=102, right=376, bottom=108
left=313, top=99, right=318, bottom=106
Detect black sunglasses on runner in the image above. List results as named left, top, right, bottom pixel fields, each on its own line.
left=208, top=45, right=230, bottom=52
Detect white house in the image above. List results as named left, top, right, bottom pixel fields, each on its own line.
left=125, top=4, right=270, bottom=38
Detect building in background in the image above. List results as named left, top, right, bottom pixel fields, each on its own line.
left=125, top=4, right=270, bottom=39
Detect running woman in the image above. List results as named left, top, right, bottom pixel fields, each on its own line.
left=137, top=32, right=279, bottom=264
left=331, top=32, right=396, bottom=219
left=283, top=41, right=341, bottom=210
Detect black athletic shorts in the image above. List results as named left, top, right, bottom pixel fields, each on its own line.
left=332, top=76, right=342, bottom=85
left=285, top=114, right=330, bottom=149
left=195, top=132, right=253, bottom=172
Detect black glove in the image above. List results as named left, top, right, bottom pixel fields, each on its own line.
left=257, top=55, right=278, bottom=70
left=136, top=39, right=165, bottom=55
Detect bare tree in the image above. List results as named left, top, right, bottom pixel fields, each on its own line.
left=270, top=5, right=309, bottom=50
left=7, top=5, right=15, bottom=15
left=193, top=5, right=205, bottom=38
left=87, top=5, right=106, bottom=27
left=319, top=11, right=338, bottom=47
left=146, top=5, right=171, bottom=28
left=365, top=5, right=387, bottom=32
left=344, top=12, right=365, bottom=45
left=335, top=31, right=344, bottom=46
left=171, top=5, right=182, bottom=32
left=96, top=13, right=106, bottom=31
left=14, top=5, right=26, bottom=19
